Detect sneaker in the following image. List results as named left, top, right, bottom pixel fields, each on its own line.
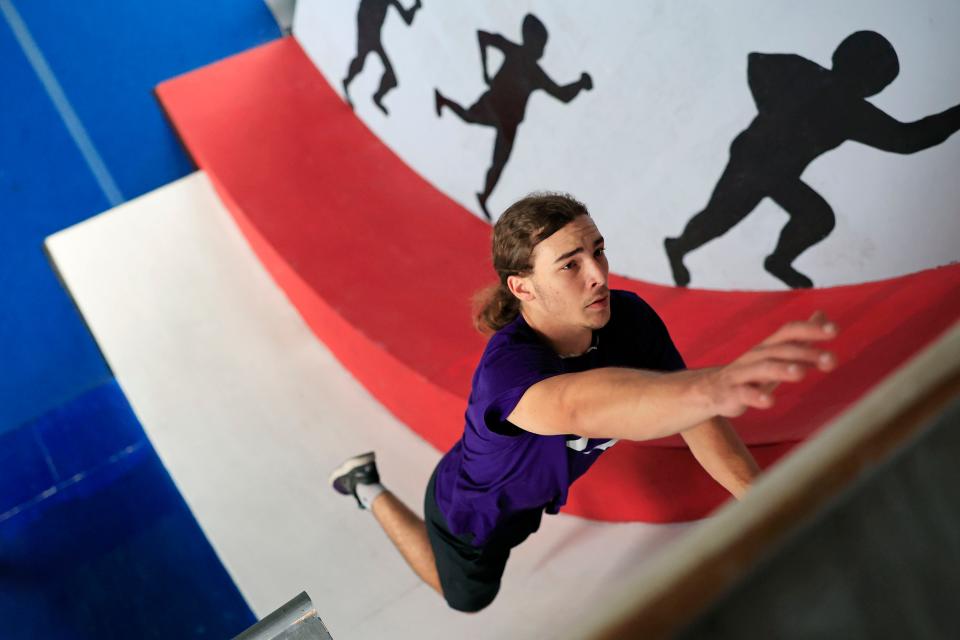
left=329, top=451, right=380, bottom=509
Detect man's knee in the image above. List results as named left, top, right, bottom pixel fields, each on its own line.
left=792, top=207, right=835, bottom=242
left=818, top=209, right=836, bottom=236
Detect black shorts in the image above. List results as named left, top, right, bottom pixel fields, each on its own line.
left=424, top=465, right=543, bottom=612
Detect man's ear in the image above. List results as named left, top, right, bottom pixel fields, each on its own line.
left=506, top=274, right=535, bottom=302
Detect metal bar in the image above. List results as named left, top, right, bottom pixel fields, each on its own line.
left=233, top=592, right=333, bottom=640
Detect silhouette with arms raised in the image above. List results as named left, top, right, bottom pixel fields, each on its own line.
left=435, top=14, right=593, bottom=220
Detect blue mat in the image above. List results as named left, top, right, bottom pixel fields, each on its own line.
left=0, top=0, right=280, bottom=433
left=0, top=380, right=256, bottom=639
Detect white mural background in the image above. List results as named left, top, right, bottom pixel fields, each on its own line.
left=294, top=1, right=960, bottom=290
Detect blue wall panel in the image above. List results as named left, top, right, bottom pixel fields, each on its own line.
left=0, top=0, right=280, bottom=432
left=0, top=1, right=281, bottom=632
left=0, top=14, right=113, bottom=433
left=12, top=0, right=281, bottom=200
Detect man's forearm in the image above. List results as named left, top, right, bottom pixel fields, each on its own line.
left=680, top=416, right=760, bottom=499
left=553, top=367, right=722, bottom=441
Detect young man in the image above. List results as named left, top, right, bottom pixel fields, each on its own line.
left=330, top=193, right=838, bottom=612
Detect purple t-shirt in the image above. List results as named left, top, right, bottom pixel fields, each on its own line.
left=433, top=289, right=686, bottom=546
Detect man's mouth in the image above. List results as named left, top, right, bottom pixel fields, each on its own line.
left=586, top=294, right=609, bottom=309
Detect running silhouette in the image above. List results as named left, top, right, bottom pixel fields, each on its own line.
left=342, top=0, right=423, bottom=115
left=664, top=31, right=960, bottom=289
left=434, top=14, right=593, bottom=220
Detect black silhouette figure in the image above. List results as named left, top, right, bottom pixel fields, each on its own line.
left=664, top=31, right=960, bottom=289
left=343, top=0, right=423, bottom=115
left=434, top=14, right=593, bottom=220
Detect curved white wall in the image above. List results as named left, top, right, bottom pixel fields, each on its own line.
left=294, top=1, right=960, bottom=290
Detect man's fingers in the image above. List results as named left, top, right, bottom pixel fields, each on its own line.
left=759, top=380, right=779, bottom=395
left=738, top=383, right=774, bottom=410
left=716, top=311, right=839, bottom=417
left=759, top=313, right=838, bottom=347
left=739, top=342, right=837, bottom=371
left=728, top=359, right=809, bottom=387
left=715, top=383, right=773, bottom=418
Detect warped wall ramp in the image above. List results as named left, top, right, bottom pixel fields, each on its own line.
left=156, top=37, right=960, bottom=523
left=45, top=171, right=696, bottom=639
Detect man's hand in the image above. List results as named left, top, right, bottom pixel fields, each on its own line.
left=702, top=311, right=838, bottom=418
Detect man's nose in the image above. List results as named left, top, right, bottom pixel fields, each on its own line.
left=586, top=258, right=607, bottom=287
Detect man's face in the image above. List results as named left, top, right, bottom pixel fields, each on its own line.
left=520, top=215, right=611, bottom=331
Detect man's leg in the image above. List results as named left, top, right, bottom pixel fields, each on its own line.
left=372, top=47, right=397, bottom=115
left=434, top=90, right=496, bottom=127
left=766, top=179, right=836, bottom=289
left=665, top=163, right=766, bottom=286
left=342, top=46, right=371, bottom=110
left=330, top=452, right=441, bottom=594
left=369, top=491, right=442, bottom=593
left=477, top=125, right=518, bottom=220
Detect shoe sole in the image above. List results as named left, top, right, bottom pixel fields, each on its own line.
left=328, top=451, right=375, bottom=487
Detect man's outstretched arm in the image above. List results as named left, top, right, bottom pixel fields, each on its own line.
left=850, top=101, right=960, bottom=154
left=681, top=416, right=760, bottom=499
left=536, top=67, right=592, bottom=103
left=508, top=312, right=838, bottom=442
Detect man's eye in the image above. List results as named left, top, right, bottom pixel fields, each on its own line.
left=561, top=261, right=576, bottom=271
left=595, top=248, right=606, bottom=258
